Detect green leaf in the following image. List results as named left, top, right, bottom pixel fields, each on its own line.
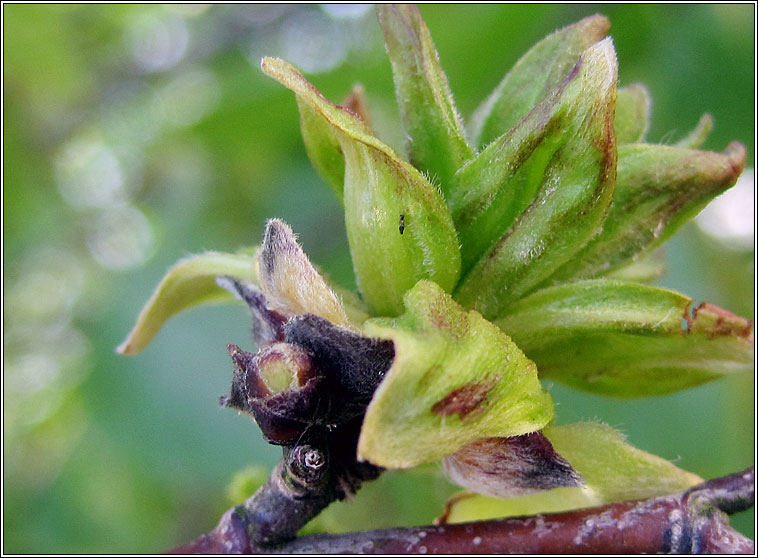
left=376, top=4, right=473, bottom=195
left=296, top=96, right=347, bottom=201
left=440, top=422, right=703, bottom=523
left=341, top=84, right=373, bottom=130
left=357, top=280, right=554, bottom=468
left=270, top=67, right=374, bottom=204
left=454, top=39, right=618, bottom=319
left=603, top=246, right=666, bottom=283
left=468, top=15, right=610, bottom=148
left=262, top=57, right=461, bottom=317
left=546, top=141, right=746, bottom=282
left=495, top=279, right=754, bottom=396
left=296, top=85, right=376, bottom=203
left=675, top=113, right=713, bottom=149
left=117, top=251, right=259, bottom=355
left=615, top=83, right=651, bottom=144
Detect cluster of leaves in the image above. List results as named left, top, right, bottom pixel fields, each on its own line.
left=120, top=5, right=752, bottom=527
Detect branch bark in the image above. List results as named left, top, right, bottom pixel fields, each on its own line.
left=169, top=466, right=754, bottom=554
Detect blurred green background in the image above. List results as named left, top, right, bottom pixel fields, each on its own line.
left=3, top=4, right=754, bottom=552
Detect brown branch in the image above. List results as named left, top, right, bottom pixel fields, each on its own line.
left=169, top=466, right=754, bottom=554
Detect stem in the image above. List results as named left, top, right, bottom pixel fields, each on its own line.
left=169, top=466, right=754, bottom=554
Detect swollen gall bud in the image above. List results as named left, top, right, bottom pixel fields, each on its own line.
left=221, top=343, right=324, bottom=445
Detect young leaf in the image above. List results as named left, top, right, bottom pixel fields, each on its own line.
left=468, top=15, right=610, bottom=148
left=258, top=219, right=352, bottom=328
left=454, top=39, right=618, bottom=319
left=357, top=280, right=554, bottom=469
left=603, top=246, right=666, bottom=283
left=495, top=279, right=754, bottom=396
left=117, top=251, right=259, bottom=355
left=615, top=83, right=651, bottom=144
left=261, top=57, right=461, bottom=317
left=376, top=4, right=473, bottom=194
left=442, top=433, right=582, bottom=499
left=546, top=141, right=746, bottom=282
left=296, top=85, right=375, bottom=203
left=341, top=84, right=373, bottom=129
left=440, top=422, right=703, bottom=524
left=675, top=113, right=713, bottom=149
left=296, top=96, right=348, bottom=201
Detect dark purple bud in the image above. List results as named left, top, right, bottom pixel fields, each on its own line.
left=443, top=432, right=583, bottom=498
left=216, top=276, right=286, bottom=346
left=221, top=343, right=326, bottom=445
left=284, top=314, right=395, bottom=416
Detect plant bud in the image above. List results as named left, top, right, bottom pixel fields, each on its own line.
left=442, top=433, right=581, bottom=498
left=221, top=343, right=324, bottom=445
left=261, top=58, right=461, bottom=317
left=216, top=276, right=286, bottom=347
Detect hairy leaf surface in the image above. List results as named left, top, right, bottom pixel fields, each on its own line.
left=358, top=280, right=553, bottom=468
left=615, top=83, right=651, bottom=144
left=469, top=15, right=609, bottom=148
left=496, top=280, right=754, bottom=396
left=262, top=57, right=461, bottom=317
left=454, top=39, right=618, bottom=319
left=547, top=141, right=746, bottom=282
left=377, top=4, right=473, bottom=194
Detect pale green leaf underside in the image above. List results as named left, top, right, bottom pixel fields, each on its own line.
left=117, top=251, right=259, bottom=355
left=496, top=279, right=754, bottom=396
left=358, top=280, right=553, bottom=468
left=441, top=422, right=703, bottom=523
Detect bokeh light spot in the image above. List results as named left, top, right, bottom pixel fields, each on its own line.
left=55, top=140, right=125, bottom=209
left=86, top=205, right=154, bottom=270
left=280, top=9, right=347, bottom=73
left=696, top=169, right=755, bottom=250
left=128, top=12, right=189, bottom=73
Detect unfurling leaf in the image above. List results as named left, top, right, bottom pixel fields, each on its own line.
left=615, top=83, right=651, bottom=144
left=261, top=57, right=461, bottom=317
left=495, top=279, right=754, bottom=396
left=357, top=280, right=553, bottom=469
left=603, top=246, right=666, bottom=283
left=675, top=113, right=713, bottom=149
left=454, top=39, right=618, bottom=319
left=547, top=141, right=746, bottom=282
left=376, top=4, right=473, bottom=194
left=341, top=84, right=373, bottom=129
left=117, top=251, right=259, bottom=355
left=297, top=84, right=374, bottom=202
left=296, top=95, right=348, bottom=201
left=468, top=15, right=610, bottom=148
left=442, top=433, right=582, bottom=498
left=257, top=219, right=352, bottom=328
left=439, top=422, right=703, bottom=524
